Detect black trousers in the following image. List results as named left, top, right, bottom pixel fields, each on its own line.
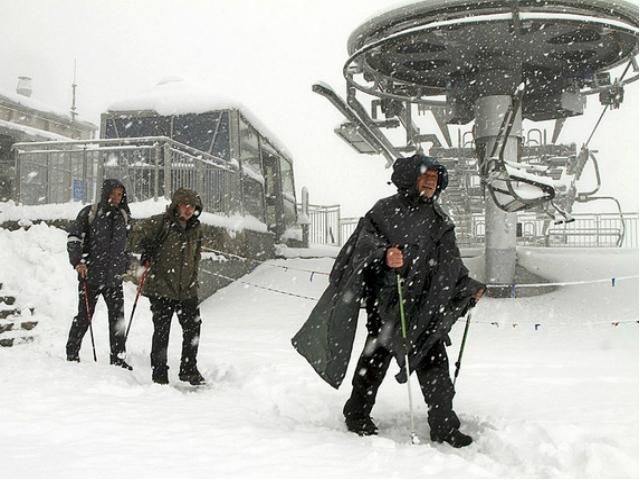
left=149, top=296, right=201, bottom=372
left=343, top=334, right=460, bottom=437
left=66, top=282, right=125, bottom=361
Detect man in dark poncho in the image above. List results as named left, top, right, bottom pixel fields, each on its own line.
left=66, top=179, right=132, bottom=369
left=292, top=154, right=485, bottom=448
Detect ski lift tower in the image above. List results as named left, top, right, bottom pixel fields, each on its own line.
left=315, top=0, right=638, bottom=295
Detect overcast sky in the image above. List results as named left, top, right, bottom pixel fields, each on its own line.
left=1, top=0, right=638, bottom=216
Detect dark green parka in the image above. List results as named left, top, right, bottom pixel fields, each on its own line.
left=133, top=189, right=204, bottom=301
left=292, top=154, right=485, bottom=389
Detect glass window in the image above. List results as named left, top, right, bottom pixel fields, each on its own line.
left=104, top=112, right=230, bottom=161
left=210, top=111, right=230, bottom=161
left=173, top=112, right=228, bottom=157
left=242, top=178, right=265, bottom=221
left=105, top=115, right=171, bottom=139
left=174, top=113, right=210, bottom=151
left=0, top=134, right=13, bottom=163
left=279, top=157, right=295, bottom=199
left=278, top=156, right=297, bottom=228
left=238, top=115, right=261, bottom=175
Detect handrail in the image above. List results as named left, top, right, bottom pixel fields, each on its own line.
left=14, top=136, right=232, bottom=169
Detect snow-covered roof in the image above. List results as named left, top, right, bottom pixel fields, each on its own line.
left=107, top=77, right=293, bottom=161
left=0, top=118, right=73, bottom=142
left=0, top=87, right=96, bottom=129
left=107, top=77, right=241, bottom=116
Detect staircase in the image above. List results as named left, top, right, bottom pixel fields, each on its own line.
left=0, top=282, right=38, bottom=347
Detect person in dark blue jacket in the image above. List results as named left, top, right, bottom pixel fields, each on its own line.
left=65, top=179, right=132, bottom=369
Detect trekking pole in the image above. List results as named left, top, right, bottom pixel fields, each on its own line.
left=83, top=280, right=98, bottom=362
left=453, top=299, right=476, bottom=387
left=395, top=272, right=420, bottom=445
left=124, top=265, right=149, bottom=344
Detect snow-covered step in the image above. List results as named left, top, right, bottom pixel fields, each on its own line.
left=0, top=307, right=21, bottom=319
left=0, top=329, right=36, bottom=347
left=0, top=319, right=38, bottom=334
left=0, top=280, right=39, bottom=346
left=0, top=295, right=16, bottom=305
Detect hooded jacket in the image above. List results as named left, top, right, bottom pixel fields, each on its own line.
left=67, top=179, right=131, bottom=287
left=292, top=154, right=484, bottom=388
left=133, top=188, right=204, bottom=301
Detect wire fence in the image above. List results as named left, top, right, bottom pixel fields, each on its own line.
left=13, top=137, right=242, bottom=215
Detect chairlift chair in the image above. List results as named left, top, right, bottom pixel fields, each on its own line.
left=480, top=89, right=574, bottom=224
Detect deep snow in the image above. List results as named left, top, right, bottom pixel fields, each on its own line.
left=0, top=223, right=637, bottom=478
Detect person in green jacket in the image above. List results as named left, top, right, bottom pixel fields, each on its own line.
left=133, top=188, right=205, bottom=385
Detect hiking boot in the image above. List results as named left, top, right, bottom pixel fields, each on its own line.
left=345, top=416, right=378, bottom=436
left=67, top=354, right=80, bottom=363
left=430, top=429, right=473, bottom=448
left=110, top=357, right=133, bottom=371
left=178, top=367, right=206, bottom=386
left=152, top=366, right=169, bottom=385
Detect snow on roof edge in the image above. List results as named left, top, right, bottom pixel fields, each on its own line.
left=106, top=78, right=294, bottom=162
left=0, top=118, right=73, bottom=141
left=0, top=89, right=96, bottom=128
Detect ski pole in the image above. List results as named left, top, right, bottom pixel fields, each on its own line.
left=83, top=280, right=98, bottom=362
left=453, top=299, right=476, bottom=387
left=396, top=272, right=420, bottom=446
left=124, top=264, right=149, bottom=344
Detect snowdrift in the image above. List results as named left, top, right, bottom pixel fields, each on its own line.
left=0, top=223, right=637, bottom=478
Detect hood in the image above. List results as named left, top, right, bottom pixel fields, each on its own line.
left=99, top=178, right=130, bottom=214
left=391, top=154, right=448, bottom=198
left=167, top=188, right=203, bottom=221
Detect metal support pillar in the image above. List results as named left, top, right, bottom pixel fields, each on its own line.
left=300, top=186, right=310, bottom=248
left=153, top=143, right=161, bottom=201
left=163, top=142, right=171, bottom=200
left=475, top=95, right=521, bottom=295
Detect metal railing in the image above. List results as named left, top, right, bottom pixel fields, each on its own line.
left=305, top=204, right=341, bottom=245
left=306, top=206, right=638, bottom=249
left=13, top=136, right=241, bottom=215
left=544, top=213, right=637, bottom=248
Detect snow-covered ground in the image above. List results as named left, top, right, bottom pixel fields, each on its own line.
left=0, top=223, right=637, bottom=478
left=0, top=199, right=269, bottom=234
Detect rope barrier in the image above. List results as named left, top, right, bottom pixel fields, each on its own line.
left=202, top=247, right=330, bottom=277
left=202, top=246, right=638, bottom=289
left=467, top=319, right=638, bottom=328
left=199, top=266, right=638, bottom=329
left=486, top=275, right=638, bottom=289
left=200, top=268, right=319, bottom=301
